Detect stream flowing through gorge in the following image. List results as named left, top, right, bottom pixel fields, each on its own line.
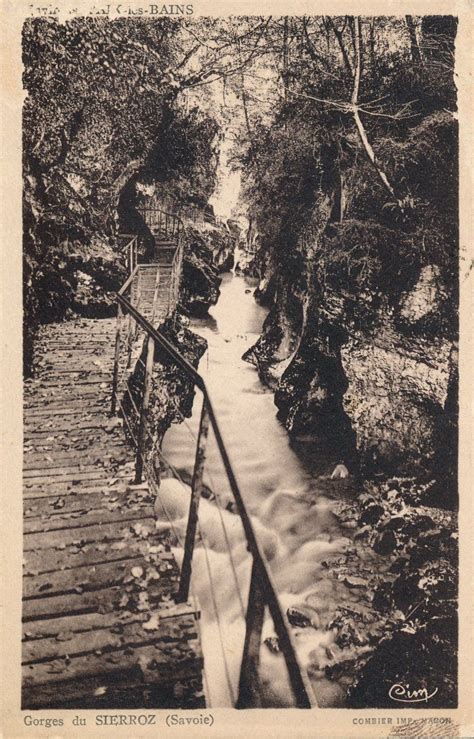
left=160, top=273, right=385, bottom=708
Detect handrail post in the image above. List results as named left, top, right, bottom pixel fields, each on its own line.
left=127, top=271, right=141, bottom=369
left=151, top=266, right=160, bottom=326
left=114, top=293, right=316, bottom=709
left=236, top=560, right=265, bottom=708
left=111, top=304, right=122, bottom=415
left=176, top=401, right=210, bottom=603
left=134, top=335, right=154, bottom=484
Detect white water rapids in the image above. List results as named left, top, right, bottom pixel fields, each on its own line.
left=160, top=273, right=370, bottom=708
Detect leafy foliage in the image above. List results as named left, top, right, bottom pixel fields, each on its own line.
left=238, top=16, right=458, bottom=331
left=346, top=478, right=457, bottom=707
left=23, top=18, right=220, bottom=373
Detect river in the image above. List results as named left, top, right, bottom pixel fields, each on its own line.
left=160, top=272, right=371, bottom=708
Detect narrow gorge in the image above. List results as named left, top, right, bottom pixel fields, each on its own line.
left=22, top=14, right=459, bottom=711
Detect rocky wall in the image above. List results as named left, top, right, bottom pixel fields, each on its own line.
left=179, top=223, right=235, bottom=317
left=124, top=315, right=207, bottom=484
left=244, top=258, right=457, bottom=488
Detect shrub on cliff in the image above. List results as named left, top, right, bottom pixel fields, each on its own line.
left=238, top=17, right=457, bottom=319
left=22, top=18, right=220, bottom=374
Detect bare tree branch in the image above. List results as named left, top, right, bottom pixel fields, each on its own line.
left=405, top=15, right=424, bottom=66
left=350, top=17, right=397, bottom=199
left=325, top=16, right=353, bottom=76
left=178, top=19, right=271, bottom=89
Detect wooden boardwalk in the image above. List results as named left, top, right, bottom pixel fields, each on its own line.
left=22, top=317, right=204, bottom=709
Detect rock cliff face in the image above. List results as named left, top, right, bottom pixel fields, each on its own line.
left=244, top=250, right=457, bottom=492
left=179, top=223, right=235, bottom=317
left=340, top=323, right=452, bottom=476
left=125, top=315, right=207, bottom=483
left=201, top=222, right=236, bottom=273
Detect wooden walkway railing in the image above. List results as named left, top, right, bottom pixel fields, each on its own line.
left=111, top=208, right=316, bottom=710
left=118, top=234, right=138, bottom=274
left=138, top=206, right=184, bottom=240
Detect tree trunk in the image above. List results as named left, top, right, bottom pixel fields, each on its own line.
left=351, top=17, right=397, bottom=200
left=282, top=16, right=289, bottom=95
left=405, top=15, right=423, bottom=66
left=369, top=18, right=376, bottom=69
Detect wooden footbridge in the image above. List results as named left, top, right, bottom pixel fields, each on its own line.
left=23, top=207, right=316, bottom=710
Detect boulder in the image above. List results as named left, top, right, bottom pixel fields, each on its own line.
left=372, top=530, right=397, bottom=556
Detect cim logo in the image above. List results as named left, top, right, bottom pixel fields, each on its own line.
left=389, top=683, right=439, bottom=704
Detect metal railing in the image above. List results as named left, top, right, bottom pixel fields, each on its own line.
left=168, top=240, right=183, bottom=316
left=138, top=206, right=184, bottom=240
left=110, top=207, right=316, bottom=709
left=112, top=292, right=316, bottom=709
left=118, top=234, right=139, bottom=274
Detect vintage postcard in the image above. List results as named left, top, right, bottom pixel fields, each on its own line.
left=1, top=0, right=473, bottom=736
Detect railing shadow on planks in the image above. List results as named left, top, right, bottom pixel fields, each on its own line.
left=111, top=213, right=317, bottom=710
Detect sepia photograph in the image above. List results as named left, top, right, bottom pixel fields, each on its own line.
left=19, top=11, right=460, bottom=715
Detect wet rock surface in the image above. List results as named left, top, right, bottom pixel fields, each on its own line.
left=253, top=473, right=457, bottom=708
left=179, top=225, right=234, bottom=317
left=340, top=329, right=453, bottom=476
left=124, top=314, right=207, bottom=478
left=245, top=268, right=456, bottom=485
left=160, top=274, right=457, bottom=709
left=328, top=479, right=457, bottom=708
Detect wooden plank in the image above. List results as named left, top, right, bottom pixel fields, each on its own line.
left=23, top=473, right=133, bottom=496
left=23, top=556, right=146, bottom=600
left=24, top=430, right=115, bottom=443
left=23, top=504, right=154, bottom=534
left=25, top=377, right=113, bottom=389
left=23, top=463, right=110, bottom=479
left=32, top=369, right=112, bottom=378
left=34, top=365, right=110, bottom=373
left=35, top=352, right=114, bottom=363
left=22, top=657, right=203, bottom=710
left=23, top=641, right=201, bottom=689
left=23, top=517, right=154, bottom=551
left=37, top=334, right=115, bottom=342
left=23, top=470, right=122, bottom=487
left=22, top=610, right=142, bottom=642
left=23, top=614, right=198, bottom=666
left=38, top=333, right=114, bottom=339
left=22, top=585, right=125, bottom=621
left=24, top=488, right=152, bottom=518
left=36, top=339, right=114, bottom=346
left=24, top=429, right=124, bottom=445
left=23, top=542, right=178, bottom=599
left=23, top=455, right=126, bottom=474
left=36, top=326, right=114, bottom=334
left=22, top=611, right=197, bottom=665
left=24, top=380, right=110, bottom=407
left=25, top=394, right=110, bottom=409
left=24, top=407, right=101, bottom=419
left=23, top=482, right=131, bottom=501
left=23, top=538, right=157, bottom=578
left=36, top=342, right=113, bottom=349
left=24, top=424, right=125, bottom=439
left=22, top=574, right=176, bottom=622
left=23, top=447, right=128, bottom=466
left=22, top=602, right=197, bottom=643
